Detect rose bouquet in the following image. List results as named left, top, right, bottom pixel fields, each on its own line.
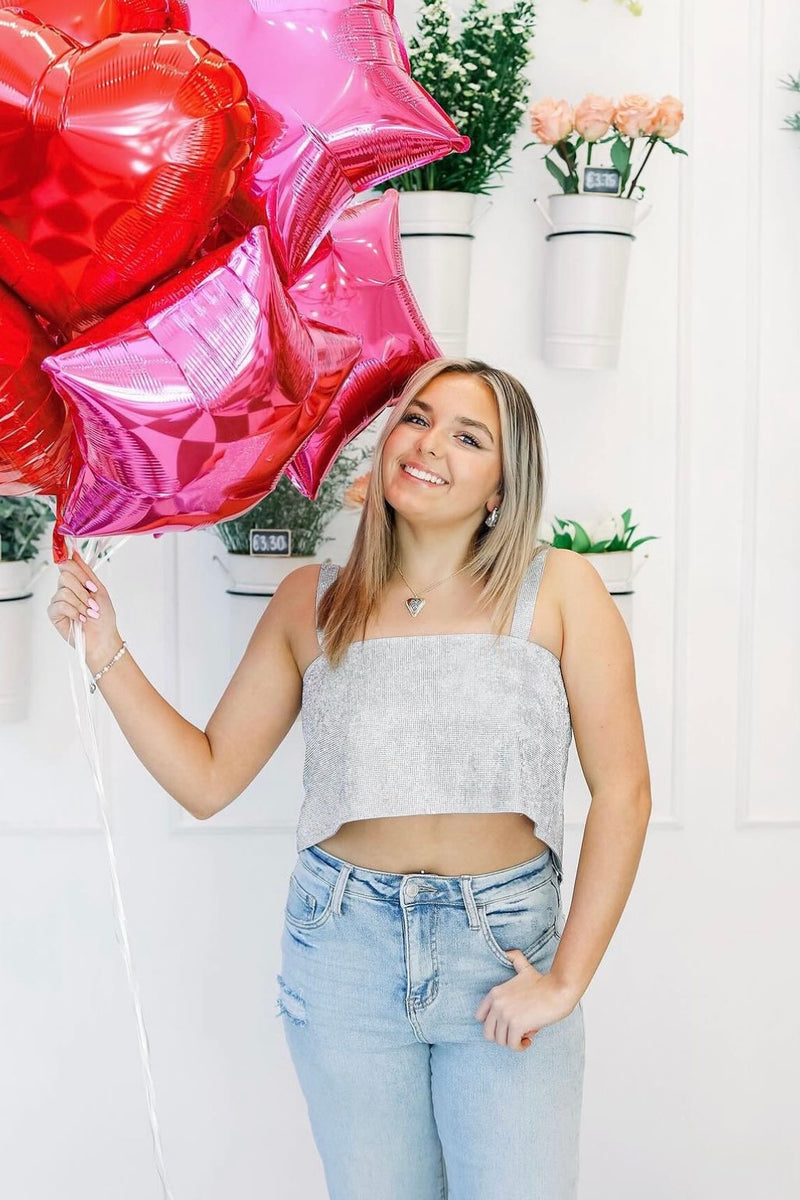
left=527, top=92, right=686, bottom=198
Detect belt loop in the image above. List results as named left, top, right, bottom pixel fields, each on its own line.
left=331, top=863, right=352, bottom=916
left=551, top=850, right=563, bottom=885
left=459, top=876, right=480, bottom=930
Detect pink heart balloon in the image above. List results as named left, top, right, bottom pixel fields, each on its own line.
left=285, top=189, right=440, bottom=499
left=186, top=0, right=469, bottom=280
left=43, top=226, right=361, bottom=538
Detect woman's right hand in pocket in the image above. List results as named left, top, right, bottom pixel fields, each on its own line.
left=47, top=548, right=121, bottom=664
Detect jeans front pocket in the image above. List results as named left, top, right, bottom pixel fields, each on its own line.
left=477, top=875, right=560, bottom=968
left=284, top=858, right=336, bottom=930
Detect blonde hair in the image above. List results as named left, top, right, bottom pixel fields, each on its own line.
left=317, top=357, right=548, bottom=669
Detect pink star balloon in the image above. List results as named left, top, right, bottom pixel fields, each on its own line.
left=186, top=0, right=469, bottom=280
left=285, top=188, right=440, bottom=498
left=43, top=226, right=361, bottom=539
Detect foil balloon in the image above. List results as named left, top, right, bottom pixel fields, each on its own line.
left=42, top=226, right=361, bottom=539
left=0, top=0, right=189, bottom=44
left=0, top=282, right=73, bottom=497
left=0, top=283, right=73, bottom=560
left=186, top=0, right=469, bottom=280
left=285, top=189, right=440, bottom=499
left=0, top=11, right=256, bottom=336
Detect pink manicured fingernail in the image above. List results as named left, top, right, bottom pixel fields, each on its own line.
left=84, top=580, right=97, bottom=592
left=79, top=614, right=87, bottom=623
left=87, top=599, right=100, bottom=612
left=87, top=609, right=100, bottom=619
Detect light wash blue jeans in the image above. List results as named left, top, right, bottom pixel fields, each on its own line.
left=276, top=842, right=585, bottom=1199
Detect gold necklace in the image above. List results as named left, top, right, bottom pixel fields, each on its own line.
left=394, top=561, right=470, bottom=617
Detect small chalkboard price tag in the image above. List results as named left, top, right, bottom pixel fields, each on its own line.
left=582, top=167, right=622, bottom=196
left=249, top=529, right=292, bottom=556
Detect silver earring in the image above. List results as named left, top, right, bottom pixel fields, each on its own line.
left=484, top=506, right=500, bottom=528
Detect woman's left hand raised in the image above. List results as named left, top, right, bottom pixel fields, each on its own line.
left=474, top=949, right=578, bottom=1051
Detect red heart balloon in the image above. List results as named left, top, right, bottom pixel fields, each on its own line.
left=0, top=281, right=74, bottom=560
left=0, top=1, right=189, bottom=44
left=0, top=12, right=255, bottom=336
left=0, top=282, right=73, bottom=498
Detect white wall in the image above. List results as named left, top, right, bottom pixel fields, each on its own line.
left=1, top=1, right=798, bottom=1197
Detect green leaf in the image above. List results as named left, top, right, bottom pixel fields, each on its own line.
left=569, top=521, right=593, bottom=554
left=610, top=137, right=631, bottom=176
left=544, top=155, right=569, bottom=190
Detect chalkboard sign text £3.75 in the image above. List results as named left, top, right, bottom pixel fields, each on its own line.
left=582, top=167, right=621, bottom=196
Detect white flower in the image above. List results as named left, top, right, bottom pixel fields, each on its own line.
left=589, top=513, right=627, bottom=545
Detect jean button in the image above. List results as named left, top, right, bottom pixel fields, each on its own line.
left=405, top=881, right=420, bottom=899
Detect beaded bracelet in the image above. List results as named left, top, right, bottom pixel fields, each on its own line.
left=89, top=642, right=128, bottom=694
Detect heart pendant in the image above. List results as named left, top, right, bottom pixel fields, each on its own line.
left=405, top=597, right=425, bottom=617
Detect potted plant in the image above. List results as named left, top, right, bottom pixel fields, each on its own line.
left=0, top=495, right=54, bottom=721
left=376, top=0, right=536, bottom=355
left=526, top=92, right=686, bottom=369
left=211, top=443, right=372, bottom=594
left=545, top=507, right=657, bottom=593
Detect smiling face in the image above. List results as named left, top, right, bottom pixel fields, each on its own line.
left=381, top=371, right=503, bottom=529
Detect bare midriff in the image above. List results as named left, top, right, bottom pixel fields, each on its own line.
left=316, top=812, right=550, bottom=875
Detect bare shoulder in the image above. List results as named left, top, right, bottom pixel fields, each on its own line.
left=545, top=545, right=618, bottom=610
left=262, top=561, right=324, bottom=636
left=545, top=545, right=635, bottom=664
left=255, top=561, right=335, bottom=678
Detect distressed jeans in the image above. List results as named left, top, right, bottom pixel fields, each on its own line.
left=276, top=842, right=585, bottom=1200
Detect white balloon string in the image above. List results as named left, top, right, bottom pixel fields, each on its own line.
left=65, top=535, right=175, bottom=1200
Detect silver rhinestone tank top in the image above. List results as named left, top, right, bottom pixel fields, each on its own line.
left=297, top=545, right=572, bottom=876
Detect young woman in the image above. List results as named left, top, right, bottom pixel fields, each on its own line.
left=49, top=357, right=651, bottom=1199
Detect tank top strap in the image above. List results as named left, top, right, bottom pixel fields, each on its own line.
left=315, top=559, right=340, bottom=645
left=509, top=545, right=551, bottom=641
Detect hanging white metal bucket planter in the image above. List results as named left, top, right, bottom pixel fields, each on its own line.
left=397, top=191, right=483, bottom=358
left=582, top=549, right=649, bottom=594
left=0, top=560, right=47, bottom=722
left=212, top=550, right=317, bottom=596
left=535, top=193, right=652, bottom=370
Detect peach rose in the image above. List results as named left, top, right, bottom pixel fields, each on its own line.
left=342, top=471, right=371, bottom=508
left=652, top=94, right=684, bottom=139
left=613, top=93, right=660, bottom=138
left=573, top=94, right=615, bottom=142
left=529, top=98, right=574, bottom=145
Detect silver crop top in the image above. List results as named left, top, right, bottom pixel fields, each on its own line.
left=297, top=545, right=572, bottom=876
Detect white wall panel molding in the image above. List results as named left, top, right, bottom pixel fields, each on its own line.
left=736, top=0, right=800, bottom=827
